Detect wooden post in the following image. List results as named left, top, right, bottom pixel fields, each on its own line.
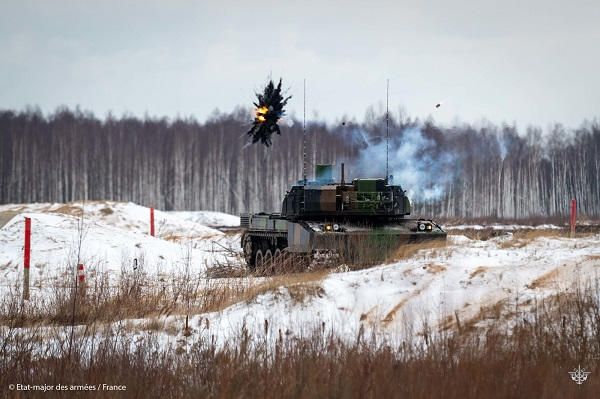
left=23, top=217, right=31, bottom=300
left=570, top=199, right=577, bottom=238
left=150, top=207, right=155, bottom=237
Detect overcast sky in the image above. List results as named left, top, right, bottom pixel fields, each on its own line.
left=1, top=0, right=599, bottom=128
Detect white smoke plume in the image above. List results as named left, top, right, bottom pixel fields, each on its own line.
left=348, top=126, right=455, bottom=202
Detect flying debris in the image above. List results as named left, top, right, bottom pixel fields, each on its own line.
left=246, top=78, right=291, bottom=147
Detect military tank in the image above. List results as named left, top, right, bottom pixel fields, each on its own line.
left=240, top=164, right=446, bottom=271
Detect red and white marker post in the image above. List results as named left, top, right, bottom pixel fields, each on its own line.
left=77, top=263, right=86, bottom=294
left=77, top=263, right=85, bottom=284
left=570, top=199, right=577, bottom=238
left=23, top=217, right=31, bottom=300
left=150, top=207, right=155, bottom=237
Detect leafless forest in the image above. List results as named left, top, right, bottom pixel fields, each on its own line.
left=1, top=107, right=598, bottom=219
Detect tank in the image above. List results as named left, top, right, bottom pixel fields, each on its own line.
left=240, top=164, right=446, bottom=270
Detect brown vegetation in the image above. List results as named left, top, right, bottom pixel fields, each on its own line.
left=382, top=280, right=433, bottom=325
left=496, top=229, right=570, bottom=249
left=389, top=240, right=447, bottom=262
left=528, top=268, right=561, bottom=289
left=52, top=204, right=84, bottom=217
left=99, top=207, right=114, bottom=216
left=1, top=279, right=599, bottom=398
left=450, top=226, right=598, bottom=244
left=0, top=266, right=330, bottom=329
left=469, top=266, right=488, bottom=279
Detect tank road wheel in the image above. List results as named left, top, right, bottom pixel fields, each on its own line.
left=255, top=250, right=264, bottom=272
left=274, top=248, right=282, bottom=260
left=273, top=249, right=282, bottom=272
left=242, top=234, right=255, bottom=270
left=264, top=250, right=273, bottom=275
left=298, top=254, right=313, bottom=272
left=289, top=254, right=301, bottom=272
left=275, top=249, right=290, bottom=274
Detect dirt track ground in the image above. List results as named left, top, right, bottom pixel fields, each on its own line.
left=0, top=211, right=19, bottom=229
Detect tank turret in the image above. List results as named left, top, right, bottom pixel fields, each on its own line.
left=282, top=164, right=412, bottom=219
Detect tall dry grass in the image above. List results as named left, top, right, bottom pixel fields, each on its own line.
left=1, top=277, right=599, bottom=398
left=0, top=261, right=329, bottom=330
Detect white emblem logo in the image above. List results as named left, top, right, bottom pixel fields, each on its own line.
left=569, top=365, right=591, bottom=385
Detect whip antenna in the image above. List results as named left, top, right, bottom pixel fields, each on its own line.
left=303, top=78, right=307, bottom=185
left=386, top=79, right=390, bottom=182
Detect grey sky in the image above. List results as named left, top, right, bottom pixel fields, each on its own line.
left=1, top=0, right=599, bottom=128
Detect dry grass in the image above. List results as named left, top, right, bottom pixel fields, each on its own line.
left=528, top=268, right=561, bottom=289
left=218, top=270, right=329, bottom=309
left=0, top=265, right=330, bottom=330
left=287, top=284, right=326, bottom=305
left=469, top=266, right=488, bottom=279
left=383, top=280, right=434, bottom=324
left=1, top=280, right=599, bottom=398
left=99, top=207, right=114, bottom=216
left=497, top=229, right=569, bottom=249
left=52, top=203, right=84, bottom=217
left=388, top=240, right=447, bottom=263
left=424, top=263, right=447, bottom=274
left=453, top=226, right=597, bottom=245
left=448, top=227, right=508, bottom=241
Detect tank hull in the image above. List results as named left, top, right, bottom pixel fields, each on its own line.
left=241, top=214, right=447, bottom=269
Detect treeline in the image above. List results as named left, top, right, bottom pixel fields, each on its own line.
left=0, top=107, right=598, bottom=220
left=417, top=121, right=600, bottom=219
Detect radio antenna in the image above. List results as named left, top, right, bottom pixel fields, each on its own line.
left=303, top=78, right=307, bottom=185
left=386, top=79, right=390, bottom=182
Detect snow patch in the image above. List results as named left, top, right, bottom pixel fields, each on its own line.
left=167, top=211, right=240, bottom=228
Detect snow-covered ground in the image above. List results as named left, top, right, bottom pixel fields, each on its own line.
left=190, top=231, right=600, bottom=346
left=1, top=202, right=599, bottom=350
left=0, top=202, right=225, bottom=238
left=0, top=202, right=240, bottom=294
left=167, top=210, right=240, bottom=228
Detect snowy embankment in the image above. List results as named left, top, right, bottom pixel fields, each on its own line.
left=167, top=210, right=240, bottom=228
left=188, top=231, right=600, bottom=346
left=1, top=202, right=599, bottom=350
left=0, top=202, right=240, bottom=294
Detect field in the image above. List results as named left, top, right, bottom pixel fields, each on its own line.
left=1, top=202, right=599, bottom=398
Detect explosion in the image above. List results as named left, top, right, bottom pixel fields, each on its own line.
left=256, top=106, right=268, bottom=122
left=247, top=78, right=291, bottom=147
